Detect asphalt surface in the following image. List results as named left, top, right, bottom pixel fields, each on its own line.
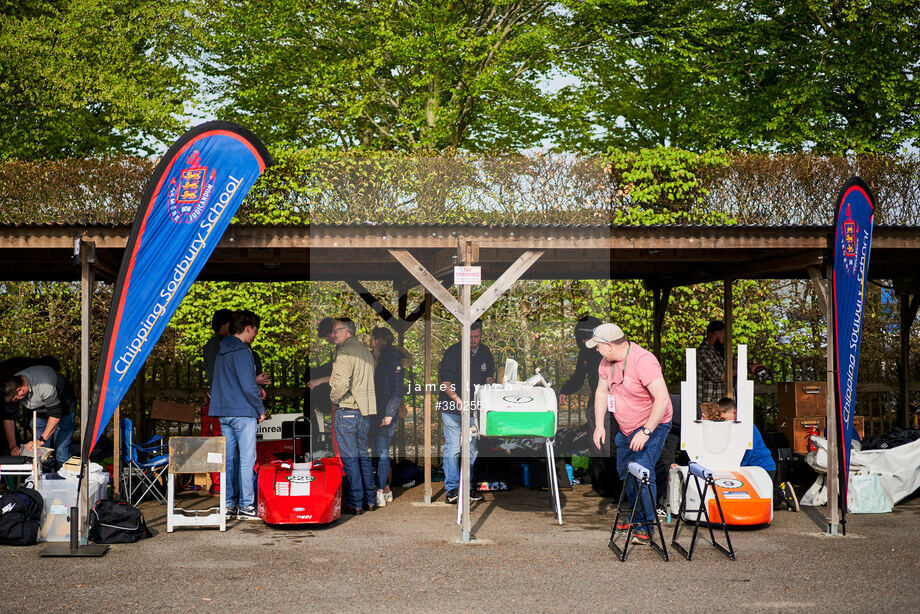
left=4, top=483, right=919, bottom=613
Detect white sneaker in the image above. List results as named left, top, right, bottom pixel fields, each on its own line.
left=376, top=490, right=387, bottom=507
left=383, top=490, right=393, bottom=503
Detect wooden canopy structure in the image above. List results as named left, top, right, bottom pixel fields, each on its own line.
left=3, top=222, right=919, bottom=284
left=2, top=221, right=919, bottom=537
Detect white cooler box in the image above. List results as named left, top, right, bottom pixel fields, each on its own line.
left=34, top=473, right=108, bottom=542
left=476, top=384, right=557, bottom=438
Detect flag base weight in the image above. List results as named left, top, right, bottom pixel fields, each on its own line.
left=39, top=543, right=109, bottom=557
left=38, top=505, right=109, bottom=557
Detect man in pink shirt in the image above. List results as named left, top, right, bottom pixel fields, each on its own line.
left=589, top=323, right=672, bottom=545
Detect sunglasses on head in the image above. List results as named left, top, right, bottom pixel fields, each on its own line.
left=592, top=326, right=619, bottom=344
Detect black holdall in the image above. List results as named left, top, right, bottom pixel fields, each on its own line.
left=89, top=499, right=152, bottom=544
left=0, top=487, right=43, bottom=546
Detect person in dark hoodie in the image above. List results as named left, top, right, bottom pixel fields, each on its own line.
left=369, top=326, right=410, bottom=507
left=209, top=309, right=265, bottom=521
left=558, top=315, right=619, bottom=497
left=200, top=308, right=233, bottom=494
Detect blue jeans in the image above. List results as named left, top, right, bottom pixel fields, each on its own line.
left=441, top=411, right=477, bottom=493
left=374, top=428, right=394, bottom=492
left=33, top=413, right=75, bottom=471
left=615, top=421, right=671, bottom=531
left=333, top=409, right=375, bottom=509
left=218, top=416, right=257, bottom=508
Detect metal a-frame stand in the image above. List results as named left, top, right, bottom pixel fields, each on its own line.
left=608, top=462, right=669, bottom=562
left=670, top=462, right=735, bottom=561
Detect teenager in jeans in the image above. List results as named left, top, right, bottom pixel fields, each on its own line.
left=437, top=320, right=492, bottom=504
left=369, top=327, right=411, bottom=507
left=209, top=310, right=266, bottom=520
left=589, top=323, right=672, bottom=545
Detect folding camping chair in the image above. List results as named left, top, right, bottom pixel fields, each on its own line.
left=121, top=417, right=168, bottom=505
left=670, top=462, right=735, bottom=561
left=608, top=462, right=669, bottom=562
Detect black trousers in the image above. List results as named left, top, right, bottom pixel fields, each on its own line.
left=587, top=409, right=620, bottom=496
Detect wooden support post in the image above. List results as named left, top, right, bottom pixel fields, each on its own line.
left=469, top=250, right=544, bottom=321
left=388, top=250, right=464, bottom=322
left=423, top=292, right=433, bottom=503
left=898, top=293, right=919, bottom=428
left=807, top=267, right=828, bottom=314
left=460, top=242, right=473, bottom=542
left=80, top=240, right=95, bottom=543
left=652, top=286, right=671, bottom=359
left=811, top=265, right=840, bottom=534
left=387, top=246, right=542, bottom=541
left=345, top=279, right=426, bottom=335
left=397, top=322, right=406, bottom=461
left=724, top=278, right=734, bottom=399
left=113, top=406, right=120, bottom=497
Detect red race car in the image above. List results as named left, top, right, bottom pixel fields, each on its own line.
left=257, top=416, right=343, bottom=525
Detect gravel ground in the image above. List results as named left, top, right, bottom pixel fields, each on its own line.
left=4, top=483, right=919, bottom=613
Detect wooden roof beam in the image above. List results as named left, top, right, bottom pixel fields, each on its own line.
left=648, top=249, right=825, bottom=289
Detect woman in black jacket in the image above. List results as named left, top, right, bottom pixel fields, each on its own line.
left=370, top=327, right=409, bottom=507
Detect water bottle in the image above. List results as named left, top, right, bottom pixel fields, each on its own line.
left=521, top=463, right=531, bottom=487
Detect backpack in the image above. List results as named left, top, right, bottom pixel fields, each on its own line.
left=89, top=500, right=152, bottom=544
left=0, top=487, right=43, bottom=546
left=391, top=459, right=421, bottom=488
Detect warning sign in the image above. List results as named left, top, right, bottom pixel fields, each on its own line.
left=454, top=266, right=481, bottom=285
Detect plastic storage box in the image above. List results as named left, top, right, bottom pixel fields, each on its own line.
left=36, top=474, right=108, bottom=542
left=476, top=384, right=557, bottom=438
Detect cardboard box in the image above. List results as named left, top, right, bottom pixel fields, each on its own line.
left=778, top=414, right=865, bottom=455
left=777, top=382, right=827, bottom=419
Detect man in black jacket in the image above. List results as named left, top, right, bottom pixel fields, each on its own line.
left=558, top=316, right=618, bottom=497
left=437, top=320, right=493, bottom=504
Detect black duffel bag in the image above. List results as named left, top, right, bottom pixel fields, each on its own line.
left=89, top=500, right=152, bottom=544
left=0, top=487, right=43, bottom=546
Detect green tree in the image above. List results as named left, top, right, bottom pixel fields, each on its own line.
left=559, top=0, right=920, bottom=155
left=0, top=0, right=197, bottom=160
left=198, top=1, right=580, bottom=151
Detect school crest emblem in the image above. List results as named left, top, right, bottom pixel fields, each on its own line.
left=167, top=150, right=217, bottom=224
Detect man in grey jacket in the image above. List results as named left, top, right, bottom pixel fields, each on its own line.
left=329, top=318, right=377, bottom=514
left=3, top=364, right=77, bottom=470
left=210, top=310, right=265, bottom=520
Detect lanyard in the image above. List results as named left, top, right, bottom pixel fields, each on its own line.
left=610, top=343, right=630, bottom=383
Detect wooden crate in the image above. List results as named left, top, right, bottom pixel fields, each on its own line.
left=778, top=414, right=866, bottom=455
left=777, top=382, right=827, bottom=420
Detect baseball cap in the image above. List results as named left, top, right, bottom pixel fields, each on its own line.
left=585, top=323, right=626, bottom=348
